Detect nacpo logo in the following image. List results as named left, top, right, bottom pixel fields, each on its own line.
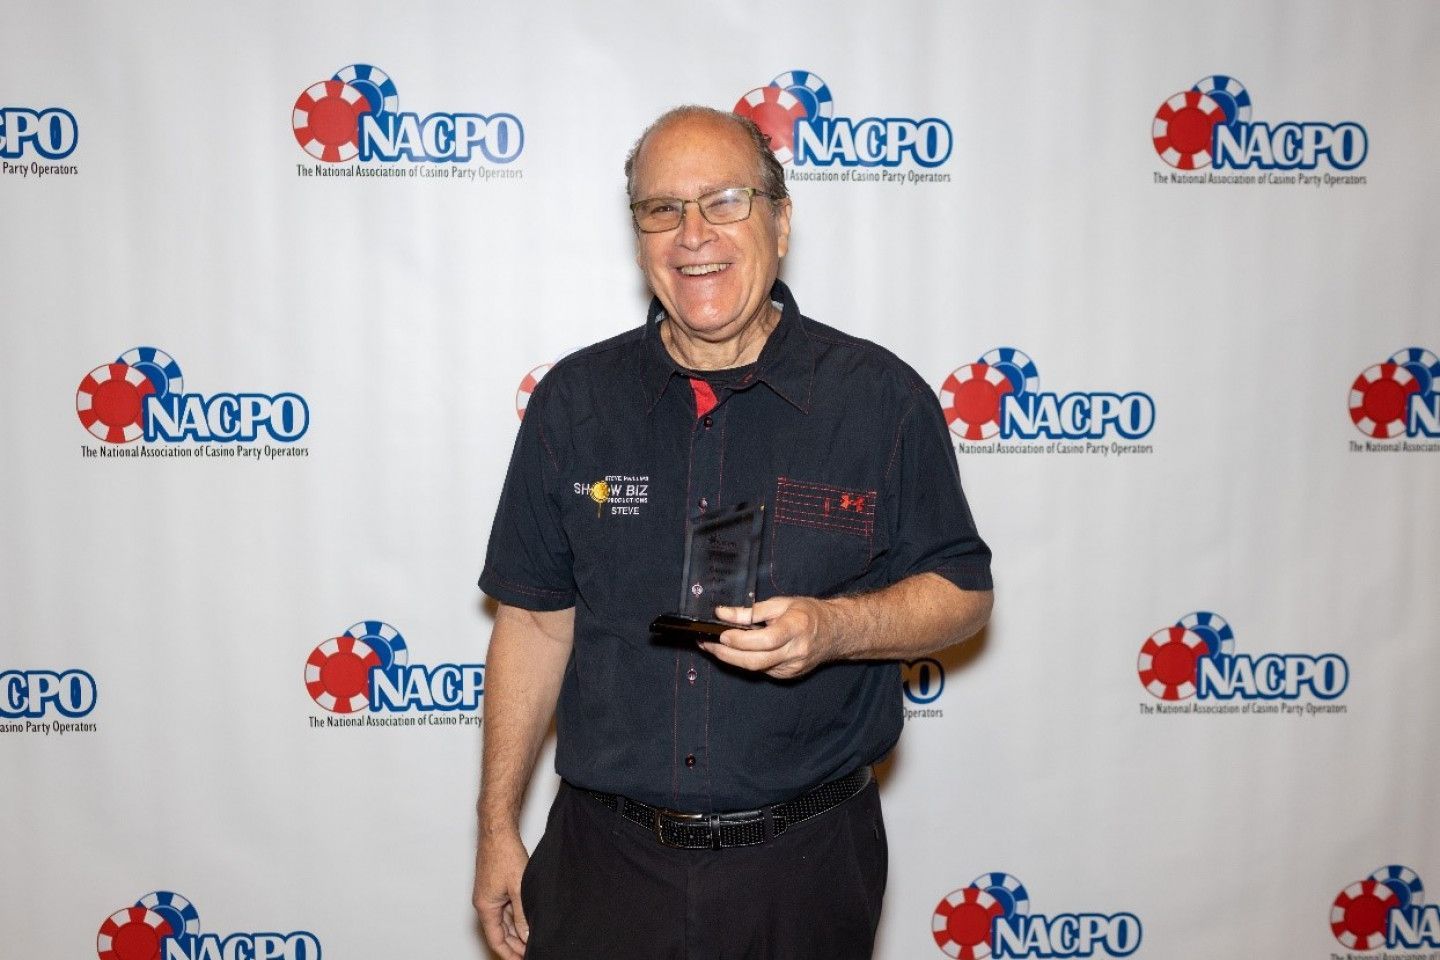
left=97, top=889, right=321, bottom=960
left=1, top=105, right=79, bottom=179
left=1348, top=346, right=1440, bottom=440
left=932, top=872, right=1141, bottom=958
left=304, top=620, right=485, bottom=721
left=1152, top=74, right=1367, bottom=173
left=0, top=668, right=97, bottom=732
left=902, top=658, right=944, bottom=705
left=1136, top=610, right=1348, bottom=706
left=940, top=347, right=1155, bottom=448
left=732, top=69, right=951, bottom=170
left=75, top=347, right=308, bottom=450
left=902, top=657, right=945, bottom=721
left=291, top=62, right=522, bottom=165
left=1330, top=865, right=1437, bottom=952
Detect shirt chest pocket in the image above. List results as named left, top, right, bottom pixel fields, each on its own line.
left=766, top=477, right=876, bottom=598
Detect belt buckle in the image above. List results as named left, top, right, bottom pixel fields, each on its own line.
left=653, top=806, right=707, bottom=848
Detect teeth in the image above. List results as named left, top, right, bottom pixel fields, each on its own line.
left=679, top=263, right=729, bottom=276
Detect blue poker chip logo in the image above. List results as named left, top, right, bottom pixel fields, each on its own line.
left=117, top=346, right=183, bottom=399
left=1177, top=611, right=1234, bottom=659
left=971, top=872, right=1031, bottom=918
left=136, top=890, right=200, bottom=940
left=978, top=347, right=1039, bottom=397
left=333, top=63, right=398, bottom=117
left=1190, top=74, right=1251, bottom=126
left=344, top=620, right=408, bottom=670
left=769, top=70, right=833, bottom=120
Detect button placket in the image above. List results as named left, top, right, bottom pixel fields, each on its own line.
left=675, top=388, right=729, bottom=794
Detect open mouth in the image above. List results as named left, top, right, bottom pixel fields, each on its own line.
left=677, top=263, right=730, bottom=277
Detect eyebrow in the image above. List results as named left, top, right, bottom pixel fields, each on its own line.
left=645, top=183, right=740, bottom=198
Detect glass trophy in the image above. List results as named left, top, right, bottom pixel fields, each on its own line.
left=650, top=502, right=764, bottom=641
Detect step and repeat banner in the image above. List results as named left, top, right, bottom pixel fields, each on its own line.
left=3, top=2, right=1438, bottom=958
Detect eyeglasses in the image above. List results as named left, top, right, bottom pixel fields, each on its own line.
left=629, top=186, right=776, bottom=233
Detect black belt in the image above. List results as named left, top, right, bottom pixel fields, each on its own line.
left=585, top=766, right=872, bottom=850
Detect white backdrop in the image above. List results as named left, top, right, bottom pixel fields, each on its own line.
left=3, top=2, right=1438, bottom=958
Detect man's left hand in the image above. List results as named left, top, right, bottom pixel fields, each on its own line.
left=705, top=597, right=839, bottom=679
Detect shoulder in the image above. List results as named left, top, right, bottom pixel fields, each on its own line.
left=799, top=315, right=933, bottom=409
left=528, top=324, right=646, bottom=409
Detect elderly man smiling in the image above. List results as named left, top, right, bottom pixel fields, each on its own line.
left=474, top=105, right=993, bottom=960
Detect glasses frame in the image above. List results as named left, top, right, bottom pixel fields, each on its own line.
left=629, top=186, right=777, bottom=234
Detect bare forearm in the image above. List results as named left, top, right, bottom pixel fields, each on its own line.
left=478, top=603, right=574, bottom=835
left=710, top=572, right=991, bottom=678
left=823, top=572, right=991, bottom=661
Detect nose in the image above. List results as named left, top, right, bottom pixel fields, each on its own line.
left=675, top=199, right=715, bottom=250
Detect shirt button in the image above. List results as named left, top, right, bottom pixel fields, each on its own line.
left=686, top=666, right=698, bottom=684
left=703, top=416, right=713, bottom=428
left=698, top=497, right=708, bottom=510
left=685, top=754, right=696, bottom=767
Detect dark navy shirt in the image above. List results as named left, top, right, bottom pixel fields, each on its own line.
left=479, top=280, right=991, bottom=810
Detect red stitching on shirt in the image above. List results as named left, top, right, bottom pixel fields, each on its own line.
left=716, top=411, right=727, bottom=504
left=536, top=417, right=561, bottom=473
left=772, top=512, right=872, bottom=536
left=767, top=509, right=781, bottom=594
left=702, top=659, right=712, bottom=809
left=774, top=477, right=877, bottom=538
left=671, top=655, right=680, bottom=805
left=884, top=395, right=920, bottom=484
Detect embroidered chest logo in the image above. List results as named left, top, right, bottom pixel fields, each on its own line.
left=774, top=477, right=875, bottom=537
left=573, top=474, right=650, bottom=517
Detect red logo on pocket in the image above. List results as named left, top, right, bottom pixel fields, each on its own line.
left=775, top=477, right=875, bottom=537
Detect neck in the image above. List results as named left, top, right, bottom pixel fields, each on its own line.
left=659, top=303, right=780, bottom=372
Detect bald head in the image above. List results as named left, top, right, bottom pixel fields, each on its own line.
left=624, top=106, right=788, bottom=203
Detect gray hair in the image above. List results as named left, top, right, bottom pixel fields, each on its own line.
left=624, top=105, right=789, bottom=204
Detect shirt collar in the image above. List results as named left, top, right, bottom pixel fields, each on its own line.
left=638, top=279, right=815, bottom=414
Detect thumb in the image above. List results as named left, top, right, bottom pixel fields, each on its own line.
left=713, top=605, right=754, bottom=625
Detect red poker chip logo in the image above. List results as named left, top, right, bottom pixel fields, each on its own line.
left=933, top=886, right=1003, bottom=959
left=1153, top=90, right=1227, bottom=169
left=293, top=79, right=371, bottom=163
left=1137, top=626, right=1206, bottom=701
left=1331, top=879, right=1397, bottom=950
left=733, top=86, right=807, bottom=163
left=1349, top=362, right=1419, bottom=439
left=77, top=362, right=156, bottom=444
left=305, top=636, right=380, bottom=713
left=97, top=906, right=173, bottom=960
left=940, top=364, right=1014, bottom=441
left=516, top=363, right=552, bottom=421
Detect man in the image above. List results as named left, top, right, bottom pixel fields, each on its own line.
left=474, top=106, right=992, bottom=960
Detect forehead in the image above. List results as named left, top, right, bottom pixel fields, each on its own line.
left=632, top=115, right=759, bottom=196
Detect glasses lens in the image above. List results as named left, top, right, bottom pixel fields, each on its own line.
left=635, top=198, right=683, bottom=232
left=632, top=189, right=762, bottom=232
left=698, top=188, right=753, bottom=225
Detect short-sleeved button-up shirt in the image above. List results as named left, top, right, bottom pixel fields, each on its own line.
left=480, top=280, right=991, bottom=810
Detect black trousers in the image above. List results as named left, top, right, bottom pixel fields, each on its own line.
left=520, top=778, right=888, bottom=960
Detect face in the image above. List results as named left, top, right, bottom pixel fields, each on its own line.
left=630, top=114, right=792, bottom=344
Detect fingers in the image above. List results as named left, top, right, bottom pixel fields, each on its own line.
left=512, top=883, right=531, bottom=947
left=475, top=836, right=530, bottom=960
left=703, top=641, right=786, bottom=673
left=479, top=899, right=524, bottom=960
left=715, top=597, right=794, bottom=626
left=716, top=623, right=786, bottom=651
left=702, top=597, right=827, bottom=678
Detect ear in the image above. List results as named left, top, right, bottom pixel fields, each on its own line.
left=774, top=197, right=793, bottom=258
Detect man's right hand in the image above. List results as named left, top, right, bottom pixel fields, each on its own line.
left=474, top=828, right=531, bottom=960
